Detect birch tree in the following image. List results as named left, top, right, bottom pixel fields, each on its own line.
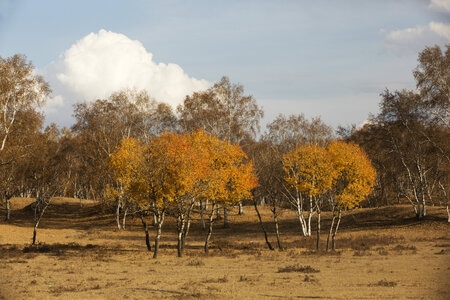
left=0, top=54, right=50, bottom=214
left=178, top=76, right=263, bottom=223
left=283, top=144, right=336, bottom=248
left=0, top=54, right=50, bottom=154
left=200, top=133, right=259, bottom=254
left=326, top=140, right=376, bottom=251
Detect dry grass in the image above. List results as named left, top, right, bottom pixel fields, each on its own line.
left=0, top=199, right=449, bottom=299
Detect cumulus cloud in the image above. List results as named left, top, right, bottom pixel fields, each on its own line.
left=43, top=29, right=210, bottom=126
left=384, top=21, right=450, bottom=53
left=383, top=1, right=450, bottom=53
left=429, top=0, right=450, bottom=12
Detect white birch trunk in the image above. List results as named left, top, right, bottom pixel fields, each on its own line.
left=122, top=207, right=128, bottom=230
left=296, top=203, right=308, bottom=236
left=307, top=195, right=314, bottom=237
left=116, top=199, right=122, bottom=230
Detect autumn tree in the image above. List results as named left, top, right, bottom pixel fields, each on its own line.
left=283, top=145, right=336, bottom=249
left=110, top=132, right=198, bottom=258
left=178, top=76, right=263, bottom=222
left=148, top=132, right=202, bottom=257
left=200, top=134, right=259, bottom=253
left=326, top=140, right=377, bottom=251
left=108, top=137, right=145, bottom=226
left=109, top=130, right=257, bottom=257
left=248, top=114, right=334, bottom=246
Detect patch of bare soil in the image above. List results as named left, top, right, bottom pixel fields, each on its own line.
left=0, top=200, right=449, bottom=299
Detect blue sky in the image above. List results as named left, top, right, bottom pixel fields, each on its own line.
left=1, top=0, right=449, bottom=129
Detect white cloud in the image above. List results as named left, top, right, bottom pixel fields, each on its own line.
left=384, top=21, right=450, bottom=53
left=429, top=21, right=450, bottom=40
left=429, top=0, right=450, bottom=12
left=43, top=29, right=210, bottom=126
left=384, top=1, right=450, bottom=53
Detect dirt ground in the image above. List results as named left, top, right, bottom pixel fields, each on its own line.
left=0, top=198, right=449, bottom=299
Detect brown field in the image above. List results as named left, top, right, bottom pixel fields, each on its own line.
left=0, top=198, right=449, bottom=299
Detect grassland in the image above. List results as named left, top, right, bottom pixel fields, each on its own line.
left=0, top=198, right=449, bottom=299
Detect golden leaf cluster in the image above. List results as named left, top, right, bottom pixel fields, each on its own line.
left=109, top=130, right=258, bottom=208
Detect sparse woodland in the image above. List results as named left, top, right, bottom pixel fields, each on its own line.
left=0, top=45, right=449, bottom=258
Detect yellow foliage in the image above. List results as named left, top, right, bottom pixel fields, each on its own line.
left=327, top=141, right=377, bottom=209
left=282, top=141, right=376, bottom=209
left=110, top=138, right=145, bottom=190
left=283, top=144, right=336, bottom=197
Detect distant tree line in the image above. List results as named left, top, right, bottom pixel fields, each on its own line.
left=1, top=45, right=448, bottom=254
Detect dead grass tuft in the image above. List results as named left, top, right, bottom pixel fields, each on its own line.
left=22, top=242, right=98, bottom=255
left=339, top=234, right=402, bottom=251
left=0, top=244, right=33, bottom=259
left=187, top=258, right=205, bottom=266
left=376, top=247, right=389, bottom=255
left=353, top=250, right=372, bottom=256
left=304, top=274, right=319, bottom=283
left=278, top=265, right=320, bottom=273
left=369, top=279, right=397, bottom=287
left=205, top=275, right=228, bottom=283
left=392, top=244, right=417, bottom=254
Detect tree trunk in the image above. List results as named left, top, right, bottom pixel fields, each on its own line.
left=316, top=208, right=321, bottom=251
left=438, top=181, right=449, bottom=222
left=153, top=211, right=165, bottom=259
left=238, top=202, right=244, bottom=215
left=181, top=201, right=196, bottom=251
left=295, top=192, right=308, bottom=236
left=140, top=214, right=151, bottom=251
left=223, top=206, right=229, bottom=228
left=122, top=207, right=128, bottom=230
left=5, top=196, right=11, bottom=221
left=177, top=216, right=185, bottom=257
left=204, top=202, right=217, bottom=254
left=216, top=205, right=221, bottom=220
left=32, top=197, right=51, bottom=245
left=116, top=198, right=122, bottom=230
left=253, top=197, right=274, bottom=251
left=307, top=195, right=315, bottom=237
left=326, top=210, right=336, bottom=252
left=447, top=202, right=450, bottom=223
left=272, top=204, right=283, bottom=250
left=200, top=199, right=206, bottom=230
left=331, top=209, right=342, bottom=251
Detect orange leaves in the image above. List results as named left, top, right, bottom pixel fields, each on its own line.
left=109, top=130, right=258, bottom=208
left=190, top=130, right=258, bottom=205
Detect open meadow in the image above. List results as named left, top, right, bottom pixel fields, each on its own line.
left=0, top=198, right=449, bottom=299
